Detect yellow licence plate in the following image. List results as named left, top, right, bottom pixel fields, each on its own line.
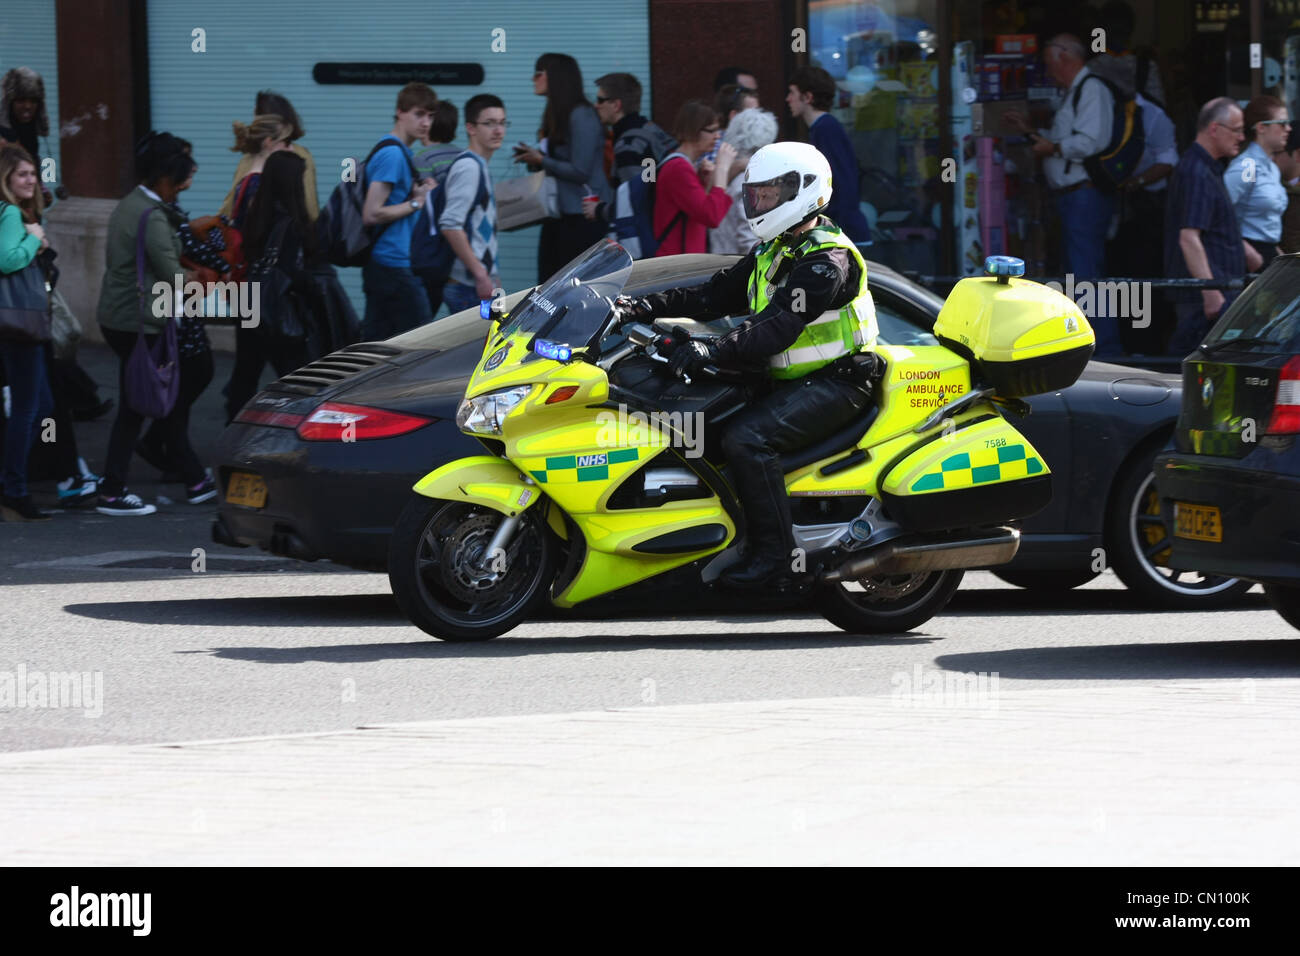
left=1173, top=502, right=1222, bottom=543
left=225, top=471, right=268, bottom=509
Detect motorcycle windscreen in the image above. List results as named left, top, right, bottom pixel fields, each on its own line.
left=498, top=239, right=634, bottom=353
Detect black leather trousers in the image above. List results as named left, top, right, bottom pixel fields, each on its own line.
left=721, top=373, right=873, bottom=560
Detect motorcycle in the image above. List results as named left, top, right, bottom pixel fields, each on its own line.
left=388, top=241, right=1094, bottom=641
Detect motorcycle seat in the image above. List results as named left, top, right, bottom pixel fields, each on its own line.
left=779, top=405, right=879, bottom=474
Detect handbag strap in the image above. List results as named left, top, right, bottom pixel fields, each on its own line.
left=136, top=206, right=160, bottom=329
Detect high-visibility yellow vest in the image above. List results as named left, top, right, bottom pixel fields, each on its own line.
left=748, top=223, right=877, bottom=380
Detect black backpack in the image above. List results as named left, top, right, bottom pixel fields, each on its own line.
left=1071, top=74, right=1146, bottom=193
left=409, top=151, right=490, bottom=280
left=319, top=136, right=418, bottom=267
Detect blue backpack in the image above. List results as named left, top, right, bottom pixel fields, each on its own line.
left=613, top=152, right=689, bottom=259
left=410, top=151, right=490, bottom=280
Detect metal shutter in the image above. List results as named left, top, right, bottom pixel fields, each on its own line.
left=147, top=0, right=650, bottom=315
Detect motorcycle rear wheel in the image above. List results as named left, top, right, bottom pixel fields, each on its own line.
left=815, top=569, right=964, bottom=634
left=388, top=497, right=557, bottom=641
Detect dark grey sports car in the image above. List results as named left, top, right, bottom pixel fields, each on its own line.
left=214, top=253, right=1251, bottom=609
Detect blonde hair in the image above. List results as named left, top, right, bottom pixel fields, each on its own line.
left=231, top=114, right=292, bottom=154
left=0, top=144, right=43, bottom=221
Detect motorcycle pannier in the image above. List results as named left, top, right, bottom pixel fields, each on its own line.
left=932, top=276, right=1094, bottom=398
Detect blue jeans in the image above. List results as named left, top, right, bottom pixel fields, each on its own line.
left=361, top=261, right=433, bottom=341
left=1056, top=186, right=1121, bottom=354
left=441, top=279, right=482, bottom=316
left=0, top=340, right=54, bottom=498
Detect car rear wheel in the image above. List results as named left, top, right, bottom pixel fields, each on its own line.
left=1106, top=449, right=1254, bottom=609
left=388, top=497, right=557, bottom=641
left=1264, top=584, right=1300, bottom=631
left=993, top=569, right=1100, bottom=590
left=815, top=570, right=964, bottom=634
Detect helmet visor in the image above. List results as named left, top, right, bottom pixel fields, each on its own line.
left=742, top=170, right=802, bottom=219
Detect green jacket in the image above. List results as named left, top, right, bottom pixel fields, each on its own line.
left=96, top=186, right=184, bottom=334
left=0, top=202, right=41, bottom=275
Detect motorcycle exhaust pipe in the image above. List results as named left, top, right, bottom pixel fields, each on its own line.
left=821, top=526, right=1020, bottom=584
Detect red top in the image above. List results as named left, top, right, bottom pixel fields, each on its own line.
left=652, top=156, right=732, bottom=256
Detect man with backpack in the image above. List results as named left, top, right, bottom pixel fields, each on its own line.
left=1005, top=34, right=1128, bottom=356
left=582, top=72, right=679, bottom=257
left=359, top=82, right=437, bottom=340
left=437, top=94, right=505, bottom=315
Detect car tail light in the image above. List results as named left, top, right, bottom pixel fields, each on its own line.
left=296, top=402, right=436, bottom=441
left=233, top=408, right=306, bottom=429
left=1268, top=356, right=1300, bottom=434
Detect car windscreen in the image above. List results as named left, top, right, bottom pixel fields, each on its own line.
left=1204, top=256, right=1300, bottom=354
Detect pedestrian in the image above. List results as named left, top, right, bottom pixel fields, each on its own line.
left=710, top=108, right=778, bottom=255
left=785, top=66, right=871, bottom=248
left=223, top=150, right=323, bottom=421
left=511, top=53, right=610, bottom=281
left=714, top=84, right=761, bottom=134
left=411, top=99, right=462, bottom=316
left=414, top=100, right=461, bottom=180
left=360, top=82, right=438, bottom=340
left=439, top=94, right=505, bottom=316
left=1164, top=98, right=1250, bottom=355
left=220, top=92, right=319, bottom=221
left=1224, top=95, right=1291, bottom=266
left=1087, top=0, right=1165, bottom=106
left=0, top=68, right=51, bottom=199
left=223, top=115, right=294, bottom=229
left=1108, top=91, right=1178, bottom=352
left=1004, top=34, right=1121, bottom=356
left=582, top=72, right=678, bottom=230
left=651, top=101, right=735, bottom=256
left=137, top=139, right=216, bottom=481
left=95, top=131, right=217, bottom=516
left=1275, top=125, right=1300, bottom=255
left=713, top=67, right=758, bottom=93
left=0, top=143, right=54, bottom=521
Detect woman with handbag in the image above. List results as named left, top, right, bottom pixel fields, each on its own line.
left=0, top=143, right=54, bottom=521
left=94, top=131, right=217, bottom=516
left=137, top=140, right=216, bottom=483
left=225, top=150, right=319, bottom=421
left=512, top=53, right=611, bottom=281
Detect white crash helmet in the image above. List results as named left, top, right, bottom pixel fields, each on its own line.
left=742, top=142, right=833, bottom=242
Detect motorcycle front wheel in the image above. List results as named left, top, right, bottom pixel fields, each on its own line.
left=814, top=569, right=964, bottom=635
left=388, top=497, right=557, bottom=641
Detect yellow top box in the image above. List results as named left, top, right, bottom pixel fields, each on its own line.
left=933, top=276, right=1095, bottom=397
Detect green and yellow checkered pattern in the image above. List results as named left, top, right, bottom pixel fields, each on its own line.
left=528, top=448, right=639, bottom=484
left=910, top=444, right=1043, bottom=492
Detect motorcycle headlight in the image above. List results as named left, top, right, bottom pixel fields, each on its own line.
left=455, top=386, right=532, bottom=435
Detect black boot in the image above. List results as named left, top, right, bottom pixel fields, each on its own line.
left=722, top=549, right=792, bottom=588
left=1, top=495, right=52, bottom=522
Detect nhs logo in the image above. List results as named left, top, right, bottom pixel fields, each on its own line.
left=577, top=453, right=607, bottom=467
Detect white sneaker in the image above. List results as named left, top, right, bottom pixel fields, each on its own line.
left=95, top=492, right=157, bottom=516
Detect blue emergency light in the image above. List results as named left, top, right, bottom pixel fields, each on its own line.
left=984, top=256, right=1025, bottom=283
left=533, top=338, right=572, bottom=362
left=479, top=299, right=493, bottom=319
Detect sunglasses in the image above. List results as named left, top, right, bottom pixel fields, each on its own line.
left=595, top=95, right=613, bottom=104
left=1258, top=118, right=1293, bottom=127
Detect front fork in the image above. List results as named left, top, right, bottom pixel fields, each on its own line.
left=480, top=514, right=522, bottom=573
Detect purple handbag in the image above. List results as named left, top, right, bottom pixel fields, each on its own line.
left=125, top=207, right=180, bottom=419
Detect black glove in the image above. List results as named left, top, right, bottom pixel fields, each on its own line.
left=614, top=295, right=654, bottom=322
left=669, top=340, right=716, bottom=379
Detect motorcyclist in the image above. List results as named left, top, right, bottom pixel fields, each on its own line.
left=624, top=141, right=879, bottom=588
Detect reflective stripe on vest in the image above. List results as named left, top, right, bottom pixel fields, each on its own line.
left=747, top=224, right=877, bottom=380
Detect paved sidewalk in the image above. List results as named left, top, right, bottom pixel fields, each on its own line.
left=3, top=682, right=1298, bottom=866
